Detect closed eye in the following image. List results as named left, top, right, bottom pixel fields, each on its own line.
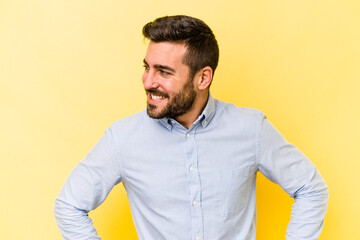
left=159, top=69, right=171, bottom=75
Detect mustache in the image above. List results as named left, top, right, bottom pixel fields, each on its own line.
left=145, top=88, right=170, bottom=98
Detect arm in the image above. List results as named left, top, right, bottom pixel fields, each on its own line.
left=257, top=116, right=329, bottom=240
left=54, top=128, right=122, bottom=240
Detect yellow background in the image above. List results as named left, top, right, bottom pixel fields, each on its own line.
left=1, top=0, right=359, bottom=239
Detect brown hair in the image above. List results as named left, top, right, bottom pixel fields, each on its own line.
left=142, top=15, right=219, bottom=81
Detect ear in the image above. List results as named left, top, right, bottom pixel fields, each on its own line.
left=196, top=66, right=213, bottom=90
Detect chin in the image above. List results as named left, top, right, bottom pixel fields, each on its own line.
left=146, top=106, right=163, bottom=119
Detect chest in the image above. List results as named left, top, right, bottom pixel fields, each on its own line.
left=119, top=128, right=257, bottom=211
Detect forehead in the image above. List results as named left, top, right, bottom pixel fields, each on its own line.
left=145, top=41, right=188, bottom=67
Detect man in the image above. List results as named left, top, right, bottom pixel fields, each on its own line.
left=55, top=15, right=328, bottom=240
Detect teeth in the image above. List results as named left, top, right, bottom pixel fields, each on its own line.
left=151, top=94, right=165, bottom=101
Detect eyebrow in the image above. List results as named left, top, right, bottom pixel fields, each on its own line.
left=143, top=59, right=176, bottom=73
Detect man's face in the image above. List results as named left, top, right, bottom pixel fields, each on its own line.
left=142, top=41, right=197, bottom=119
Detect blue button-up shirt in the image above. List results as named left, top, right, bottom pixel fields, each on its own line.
left=55, top=94, right=328, bottom=240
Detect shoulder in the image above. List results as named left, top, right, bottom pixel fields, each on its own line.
left=107, top=110, right=148, bottom=134
left=215, top=99, right=266, bottom=121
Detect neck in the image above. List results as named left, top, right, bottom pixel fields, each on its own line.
left=175, top=92, right=209, bottom=129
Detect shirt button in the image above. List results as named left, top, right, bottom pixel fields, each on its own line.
left=171, top=120, right=175, bottom=124
left=186, top=133, right=190, bottom=138
left=195, top=237, right=199, bottom=240
left=167, top=124, right=171, bottom=128
left=203, top=120, right=207, bottom=125
left=193, top=201, right=198, bottom=206
left=189, top=166, right=194, bottom=171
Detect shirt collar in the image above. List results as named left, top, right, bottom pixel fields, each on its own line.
left=199, top=92, right=216, bottom=128
left=156, top=92, right=216, bottom=131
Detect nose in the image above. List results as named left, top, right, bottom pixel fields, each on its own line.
left=142, top=70, right=159, bottom=89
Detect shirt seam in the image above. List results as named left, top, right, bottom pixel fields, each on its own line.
left=255, top=112, right=264, bottom=170
left=108, top=126, right=125, bottom=183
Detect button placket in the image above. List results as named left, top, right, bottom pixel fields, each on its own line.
left=183, top=129, right=203, bottom=240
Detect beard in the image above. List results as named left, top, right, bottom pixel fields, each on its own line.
left=146, top=79, right=197, bottom=119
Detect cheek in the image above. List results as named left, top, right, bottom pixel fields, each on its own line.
left=163, top=82, right=177, bottom=95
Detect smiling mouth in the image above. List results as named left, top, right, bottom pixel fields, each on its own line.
left=150, top=94, right=166, bottom=101
left=146, top=89, right=169, bottom=103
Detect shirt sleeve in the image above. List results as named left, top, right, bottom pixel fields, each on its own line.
left=54, top=127, right=122, bottom=240
left=257, top=116, right=329, bottom=240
